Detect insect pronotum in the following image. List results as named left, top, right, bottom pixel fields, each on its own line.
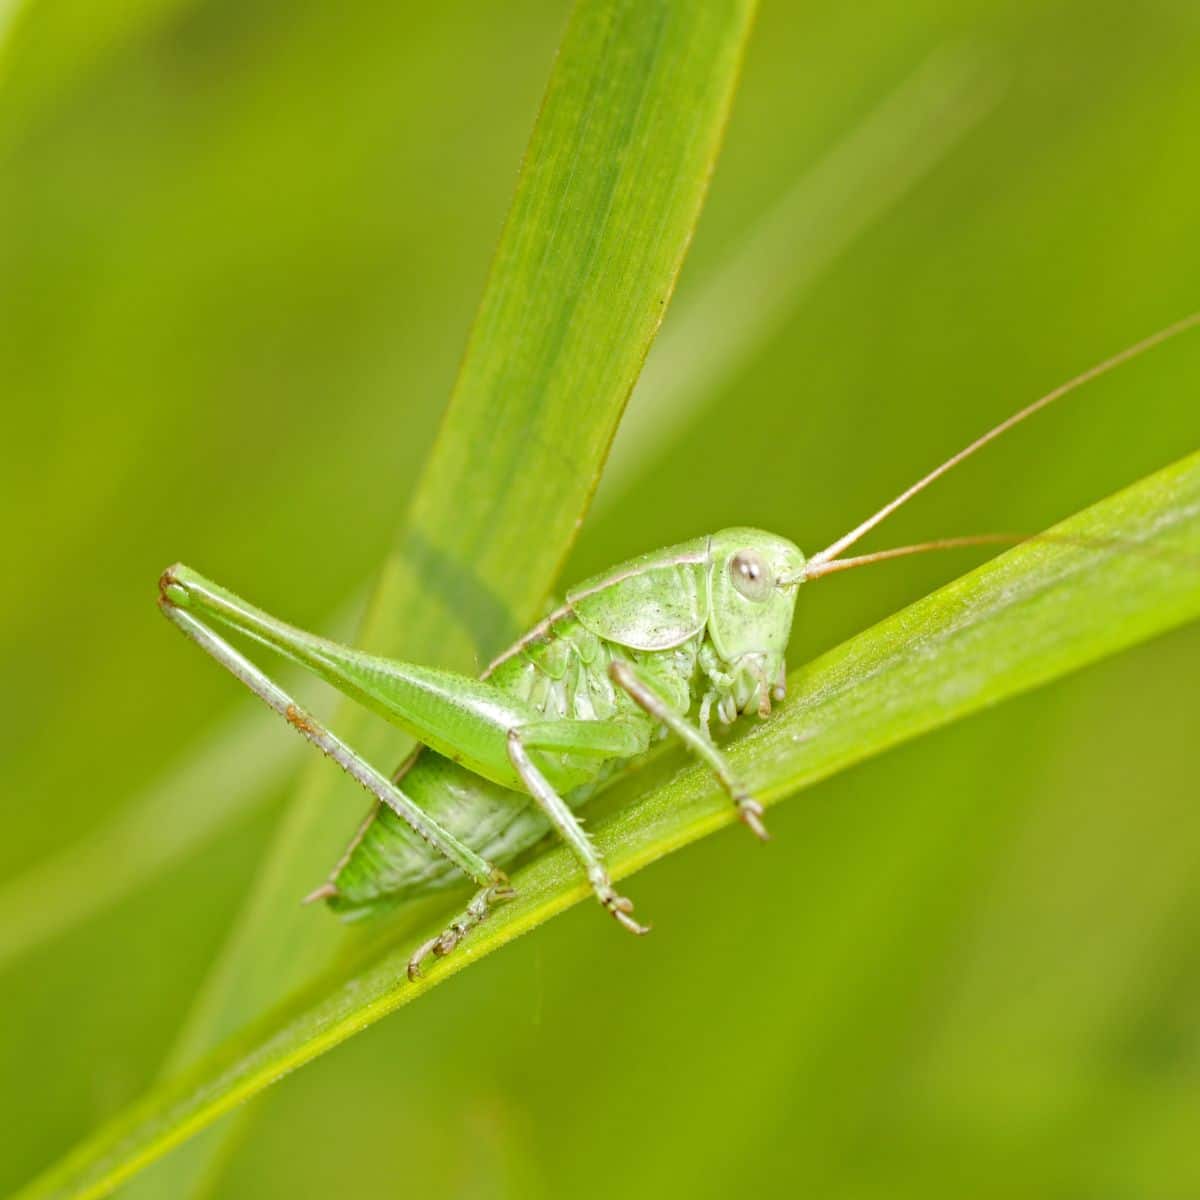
left=159, top=312, right=1199, bottom=978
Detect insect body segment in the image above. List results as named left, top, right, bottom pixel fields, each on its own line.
left=159, top=529, right=807, bottom=976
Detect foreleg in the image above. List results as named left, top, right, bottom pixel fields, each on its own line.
left=609, top=659, right=768, bottom=840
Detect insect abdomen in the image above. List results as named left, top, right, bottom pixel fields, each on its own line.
left=327, top=751, right=547, bottom=916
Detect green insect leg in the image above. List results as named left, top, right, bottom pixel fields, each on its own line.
left=160, top=564, right=642, bottom=795
left=409, top=714, right=649, bottom=975
left=507, top=727, right=651, bottom=936
left=406, top=878, right=516, bottom=980
left=609, top=659, right=769, bottom=840
left=159, top=595, right=512, bottom=899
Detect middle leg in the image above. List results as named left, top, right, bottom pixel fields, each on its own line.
left=506, top=728, right=650, bottom=936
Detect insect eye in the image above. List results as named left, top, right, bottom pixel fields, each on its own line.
left=729, top=551, right=774, bottom=602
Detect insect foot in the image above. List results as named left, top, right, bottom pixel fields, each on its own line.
left=736, top=796, right=770, bottom=842
left=590, top=868, right=651, bottom=936
left=406, top=879, right=516, bottom=981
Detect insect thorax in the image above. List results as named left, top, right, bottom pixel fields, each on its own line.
left=490, top=607, right=782, bottom=731
left=488, top=610, right=699, bottom=725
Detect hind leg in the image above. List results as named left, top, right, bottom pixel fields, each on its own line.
left=160, top=595, right=513, bottom=898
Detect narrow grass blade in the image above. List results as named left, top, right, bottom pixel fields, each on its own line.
left=0, top=0, right=24, bottom=57
left=602, top=42, right=1004, bottom=501
left=18, top=452, right=1200, bottom=1200
left=88, top=3, right=758, bottom=1198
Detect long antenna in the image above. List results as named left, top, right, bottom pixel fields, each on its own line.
left=804, top=311, right=1200, bottom=574
left=799, top=530, right=1199, bottom=581
left=804, top=534, right=1028, bottom=578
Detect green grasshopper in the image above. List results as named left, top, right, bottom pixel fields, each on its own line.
left=159, top=314, right=1198, bottom=978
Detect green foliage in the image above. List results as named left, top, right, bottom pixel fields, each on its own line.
left=0, top=30, right=995, bottom=974
left=2, top=2, right=1199, bottom=1199
left=18, top=452, right=1200, bottom=1200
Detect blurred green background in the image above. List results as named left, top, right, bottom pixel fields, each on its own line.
left=2, top=0, right=1199, bottom=1196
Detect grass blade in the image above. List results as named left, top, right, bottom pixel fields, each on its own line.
left=79, top=2, right=758, bottom=1198
left=602, top=42, right=1003, bottom=501
left=19, top=451, right=1200, bottom=1200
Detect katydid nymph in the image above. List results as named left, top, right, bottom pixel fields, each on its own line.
left=159, top=313, right=1199, bottom=978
